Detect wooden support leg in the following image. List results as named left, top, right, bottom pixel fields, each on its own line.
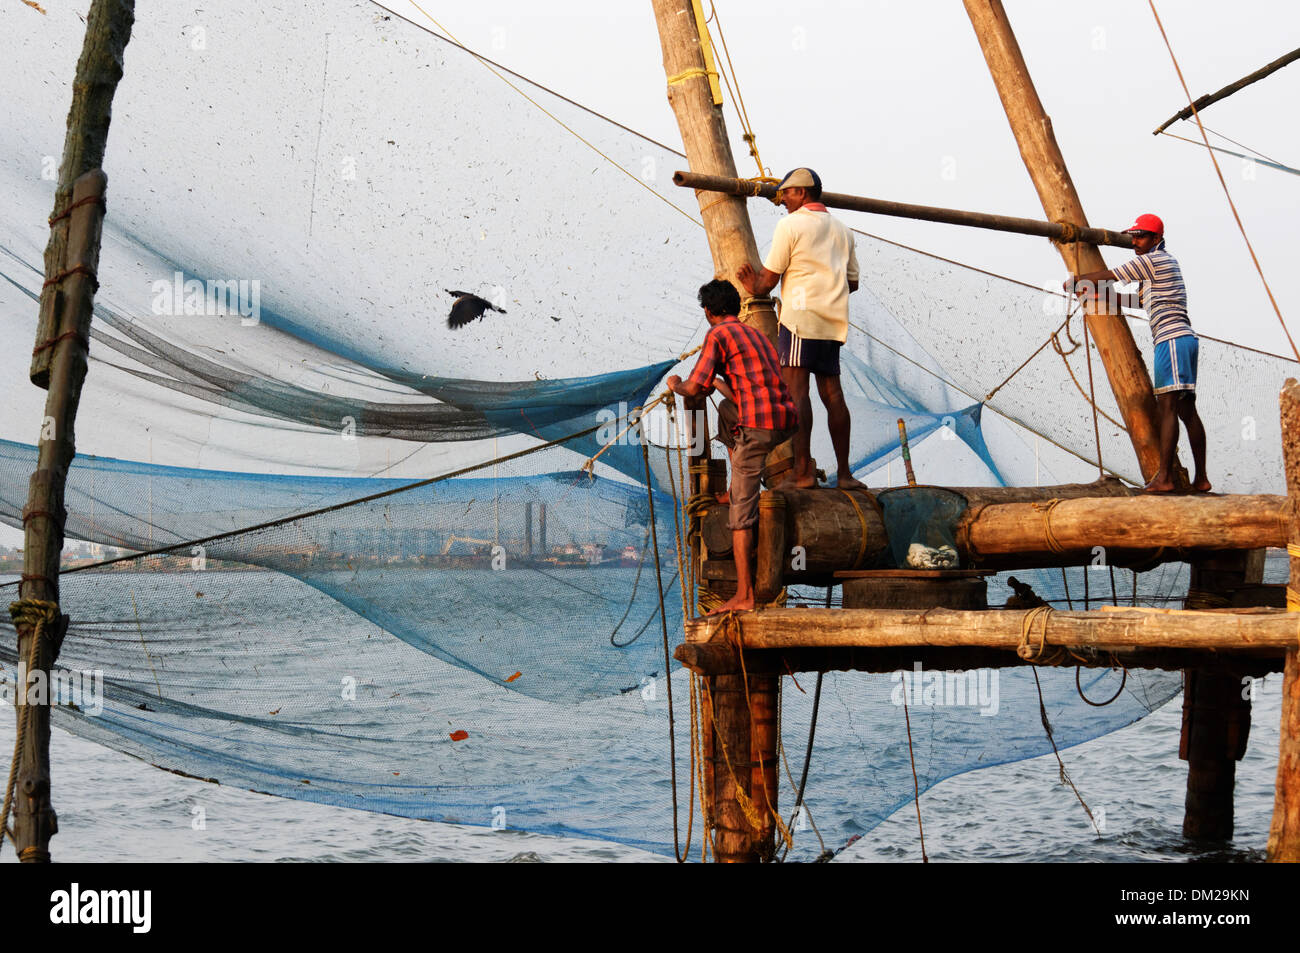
left=1180, top=554, right=1259, bottom=841
left=754, top=491, right=786, bottom=605
left=1270, top=378, right=1300, bottom=859
left=704, top=666, right=779, bottom=863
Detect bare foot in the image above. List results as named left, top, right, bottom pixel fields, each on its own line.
left=706, top=593, right=755, bottom=615
left=1143, top=479, right=1177, bottom=494
left=792, top=475, right=818, bottom=489
left=714, top=490, right=731, bottom=504
left=835, top=473, right=866, bottom=490
left=1191, top=478, right=1212, bottom=493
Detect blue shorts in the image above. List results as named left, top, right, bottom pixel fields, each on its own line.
left=1153, top=334, right=1198, bottom=395
left=778, top=324, right=841, bottom=376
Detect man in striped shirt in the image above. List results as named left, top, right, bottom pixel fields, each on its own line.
left=668, top=279, right=797, bottom=614
left=1065, top=213, right=1210, bottom=493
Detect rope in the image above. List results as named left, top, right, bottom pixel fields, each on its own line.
left=704, top=1, right=769, bottom=179
left=3, top=599, right=61, bottom=853
left=1052, top=316, right=1129, bottom=433
left=983, top=310, right=1075, bottom=403
left=641, top=440, right=691, bottom=863
left=1017, top=604, right=1067, bottom=665
left=0, top=412, right=623, bottom=589
left=1030, top=666, right=1101, bottom=837
left=1158, top=130, right=1300, bottom=178
left=30, top=329, right=90, bottom=358
left=850, top=318, right=1130, bottom=479
left=581, top=391, right=671, bottom=477
left=1148, top=1, right=1299, bottom=363
left=47, top=193, right=105, bottom=227
left=1031, top=499, right=1066, bottom=554
left=40, top=263, right=98, bottom=292
left=836, top=489, right=872, bottom=569
left=1080, top=275, right=1106, bottom=479
left=1076, top=662, right=1128, bottom=707
left=665, top=66, right=716, bottom=87
left=900, top=682, right=929, bottom=862
left=390, top=2, right=702, bottom=229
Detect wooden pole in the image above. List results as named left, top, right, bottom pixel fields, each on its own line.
left=1269, top=378, right=1300, bottom=860
left=31, top=0, right=135, bottom=389
left=685, top=605, right=1300, bottom=652
left=1154, top=47, right=1300, bottom=134
left=962, top=0, right=1162, bottom=482
left=11, top=170, right=110, bottom=863
left=1181, top=554, right=1260, bottom=840
left=673, top=170, right=1136, bottom=248
left=701, top=486, right=1286, bottom=574
left=650, top=0, right=777, bottom=343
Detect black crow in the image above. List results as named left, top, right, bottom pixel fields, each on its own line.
left=445, top=288, right=507, bottom=329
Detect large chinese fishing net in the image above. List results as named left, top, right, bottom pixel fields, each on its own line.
left=0, top=0, right=1291, bottom=858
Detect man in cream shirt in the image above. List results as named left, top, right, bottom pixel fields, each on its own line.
left=737, top=167, right=863, bottom=489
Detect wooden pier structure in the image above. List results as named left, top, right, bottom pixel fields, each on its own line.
left=652, top=0, right=1300, bottom=862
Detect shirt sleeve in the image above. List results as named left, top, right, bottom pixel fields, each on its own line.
left=846, top=235, right=860, bottom=283
left=686, top=331, right=722, bottom=390
left=1111, top=255, right=1153, bottom=285
left=763, top=218, right=793, bottom=276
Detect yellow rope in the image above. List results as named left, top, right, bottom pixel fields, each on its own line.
left=580, top=392, right=671, bottom=476
left=1031, top=498, right=1066, bottom=554
left=1017, top=605, right=1065, bottom=664
left=1287, top=543, right=1300, bottom=559
left=837, top=489, right=871, bottom=569
left=703, top=1, right=768, bottom=178
left=665, top=66, right=717, bottom=88
left=3, top=599, right=61, bottom=853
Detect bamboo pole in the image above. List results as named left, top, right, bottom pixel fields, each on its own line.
left=1154, top=47, right=1300, bottom=135
left=673, top=170, right=1136, bottom=248
left=31, top=0, right=135, bottom=389
left=685, top=606, right=1299, bottom=652
left=962, top=0, right=1162, bottom=483
left=650, top=0, right=777, bottom=343
left=1268, top=379, right=1300, bottom=861
left=11, top=170, right=110, bottom=863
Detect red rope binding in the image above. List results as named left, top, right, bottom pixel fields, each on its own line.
left=31, top=329, right=90, bottom=357
left=41, top=263, right=98, bottom=292
left=47, top=193, right=105, bottom=227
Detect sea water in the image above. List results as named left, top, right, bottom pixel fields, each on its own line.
left=0, top=556, right=1285, bottom=863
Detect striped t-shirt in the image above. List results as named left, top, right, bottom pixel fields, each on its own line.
left=1110, top=241, right=1194, bottom=346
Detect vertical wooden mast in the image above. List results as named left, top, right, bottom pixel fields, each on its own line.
left=962, top=0, right=1162, bottom=482
left=10, top=0, right=134, bottom=863
left=650, top=0, right=777, bottom=343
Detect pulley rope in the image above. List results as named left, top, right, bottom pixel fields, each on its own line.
left=1030, top=666, right=1102, bottom=838
left=1148, top=0, right=1299, bottom=363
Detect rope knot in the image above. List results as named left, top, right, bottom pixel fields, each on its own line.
left=1017, top=604, right=1065, bottom=664
left=8, top=599, right=60, bottom=634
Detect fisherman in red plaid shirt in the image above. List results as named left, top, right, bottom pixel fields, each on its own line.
left=668, top=279, right=797, bottom=615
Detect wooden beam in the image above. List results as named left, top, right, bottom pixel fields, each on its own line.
left=964, top=494, right=1287, bottom=558
left=32, top=0, right=135, bottom=388
left=701, top=485, right=1285, bottom=574
left=685, top=606, right=1299, bottom=653
left=1154, top=47, right=1300, bottom=135
left=650, top=0, right=777, bottom=342
left=962, top=0, right=1162, bottom=482
left=675, top=642, right=1284, bottom=679
left=1269, top=378, right=1300, bottom=861
left=673, top=170, right=1135, bottom=248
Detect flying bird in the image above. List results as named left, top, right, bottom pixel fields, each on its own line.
left=445, top=289, right=507, bottom=329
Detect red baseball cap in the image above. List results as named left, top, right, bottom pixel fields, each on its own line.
left=1124, top=213, right=1164, bottom=237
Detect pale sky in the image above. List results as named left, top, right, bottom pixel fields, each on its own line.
left=382, top=0, right=1300, bottom=355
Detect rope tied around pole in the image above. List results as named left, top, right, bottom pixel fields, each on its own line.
left=47, top=193, right=105, bottom=227
left=40, top=263, right=98, bottom=292
left=1017, top=604, right=1068, bottom=665
left=1031, top=498, right=1066, bottom=554
left=2, top=599, right=63, bottom=855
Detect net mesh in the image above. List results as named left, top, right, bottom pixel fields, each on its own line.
left=0, top=0, right=1291, bottom=859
